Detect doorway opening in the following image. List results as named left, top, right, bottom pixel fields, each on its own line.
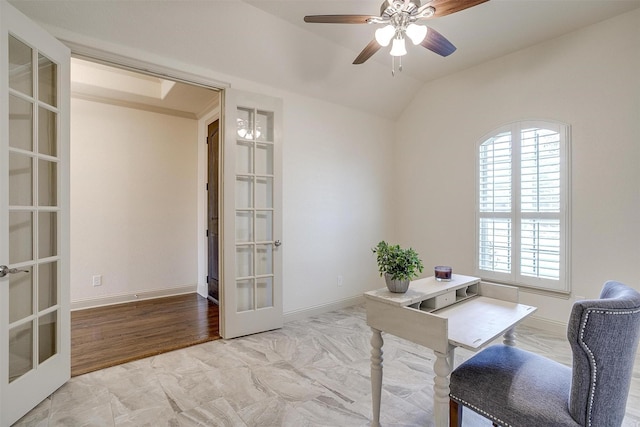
left=69, top=57, right=221, bottom=374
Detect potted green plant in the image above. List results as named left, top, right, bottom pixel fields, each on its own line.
left=372, top=241, right=424, bottom=293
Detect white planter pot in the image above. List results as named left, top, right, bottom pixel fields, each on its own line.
left=384, top=273, right=409, bottom=293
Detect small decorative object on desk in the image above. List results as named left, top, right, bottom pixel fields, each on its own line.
left=434, top=266, right=452, bottom=281
left=372, top=241, right=424, bottom=293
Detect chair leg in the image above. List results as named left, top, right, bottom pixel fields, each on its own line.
left=449, top=399, right=462, bottom=427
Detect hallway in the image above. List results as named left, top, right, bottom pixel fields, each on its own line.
left=71, top=293, right=219, bottom=376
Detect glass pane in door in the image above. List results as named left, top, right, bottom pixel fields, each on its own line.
left=38, top=53, right=57, bottom=107
left=9, top=273, right=33, bottom=323
left=236, top=140, right=253, bottom=174
left=38, top=262, right=57, bottom=310
left=256, top=244, right=272, bottom=276
left=38, top=212, right=57, bottom=258
left=9, top=322, right=33, bottom=383
left=235, top=211, right=252, bottom=242
left=236, top=279, right=253, bottom=312
left=38, top=311, right=57, bottom=364
left=9, top=95, right=33, bottom=151
left=9, top=153, right=33, bottom=206
left=236, top=245, right=253, bottom=278
left=255, top=211, right=272, bottom=242
left=255, top=177, right=273, bottom=209
left=38, top=106, right=57, bottom=156
left=256, top=277, right=273, bottom=309
left=255, top=110, right=273, bottom=142
left=236, top=108, right=252, bottom=140
left=9, top=212, right=33, bottom=264
left=255, top=143, right=273, bottom=175
left=38, top=159, right=57, bottom=206
left=8, top=35, right=32, bottom=96
left=235, top=176, right=252, bottom=209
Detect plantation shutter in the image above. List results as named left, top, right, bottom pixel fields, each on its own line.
left=476, top=121, right=570, bottom=292
left=478, top=130, right=512, bottom=274
left=520, top=127, right=561, bottom=280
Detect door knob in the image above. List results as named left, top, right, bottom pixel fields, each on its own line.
left=274, top=240, right=282, bottom=247
left=0, top=265, right=29, bottom=278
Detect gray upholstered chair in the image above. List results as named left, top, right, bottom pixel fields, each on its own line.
left=449, top=280, right=640, bottom=427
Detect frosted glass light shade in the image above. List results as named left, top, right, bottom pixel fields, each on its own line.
left=375, top=25, right=395, bottom=47
left=406, top=24, right=427, bottom=45
left=390, top=37, right=407, bottom=56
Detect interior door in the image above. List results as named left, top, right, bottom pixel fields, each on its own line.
left=207, top=119, right=219, bottom=301
left=221, top=89, right=282, bottom=339
left=0, top=3, right=70, bottom=425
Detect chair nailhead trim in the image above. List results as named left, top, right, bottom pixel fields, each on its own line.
left=579, top=307, right=640, bottom=427
left=450, top=395, right=513, bottom=427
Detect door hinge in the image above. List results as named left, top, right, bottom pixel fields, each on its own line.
left=206, top=230, right=209, bottom=237
left=206, top=275, right=209, bottom=283
left=206, top=137, right=209, bottom=144
left=206, top=183, right=209, bottom=191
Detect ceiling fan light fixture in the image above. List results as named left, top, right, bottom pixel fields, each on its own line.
left=406, top=23, right=427, bottom=45
left=304, top=0, right=484, bottom=69
left=375, top=25, right=395, bottom=47
left=389, top=37, right=407, bottom=57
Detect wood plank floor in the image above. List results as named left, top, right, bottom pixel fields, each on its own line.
left=71, top=293, right=220, bottom=377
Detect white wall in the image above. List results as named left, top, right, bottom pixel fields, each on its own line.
left=281, top=92, right=395, bottom=314
left=70, top=97, right=198, bottom=304
left=394, top=9, right=640, bottom=325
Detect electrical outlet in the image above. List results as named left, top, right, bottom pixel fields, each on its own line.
left=92, top=275, right=102, bottom=287
left=337, top=275, right=343, bottom=287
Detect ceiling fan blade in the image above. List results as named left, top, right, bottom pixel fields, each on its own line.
left=353, top=39, right=382, bottom=64
left=420, top=27, right=456, bottom=57
left=304, top=15, right=376, bottom=24
left=428, top=0, right=489, bottom=18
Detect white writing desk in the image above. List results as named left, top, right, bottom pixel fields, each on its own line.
left=365, top=274, right=536, bottom=427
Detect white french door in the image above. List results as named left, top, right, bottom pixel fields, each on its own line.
left=0, top=2, right=70, bottom=425
left=221, top=89, right=283, bottom=339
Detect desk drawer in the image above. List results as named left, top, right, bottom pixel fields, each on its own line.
left=422, top=291, right=456, bottom=310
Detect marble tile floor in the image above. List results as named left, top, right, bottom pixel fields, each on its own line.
left=14, top=304, right=640, bottom=427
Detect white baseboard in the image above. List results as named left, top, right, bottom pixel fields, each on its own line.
left=284, top=295, right=365, bottom=323
left=70, top=284, right=197, bottom=311
left=521, top=315, right=640, bottom=353
left=521, top=315, right=567, bottom=336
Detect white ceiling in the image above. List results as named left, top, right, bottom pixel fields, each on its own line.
left=10, top=0, right=640, bottom=118
left=248, top=0, right=640, bottom=80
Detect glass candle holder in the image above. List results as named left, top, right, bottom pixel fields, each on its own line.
left=434, top=266, right=452, bottom=281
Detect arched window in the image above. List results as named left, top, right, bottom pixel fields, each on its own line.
left=476, top=120, right=571, bottom=292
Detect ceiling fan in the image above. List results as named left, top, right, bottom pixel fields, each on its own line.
left=304, top=0, right=488, bottom=74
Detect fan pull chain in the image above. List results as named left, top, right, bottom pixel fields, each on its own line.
left=391, top=56, right=403, bottom=77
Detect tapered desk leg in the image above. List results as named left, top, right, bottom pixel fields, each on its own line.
left=503, top=327, right=516, bottom=346
left=434, top=347, right=454, bottom=427
left=370, top=328, right=383, bottom=427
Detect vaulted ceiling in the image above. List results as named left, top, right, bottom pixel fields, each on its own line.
left=10, top=0, right=640, bottom=118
